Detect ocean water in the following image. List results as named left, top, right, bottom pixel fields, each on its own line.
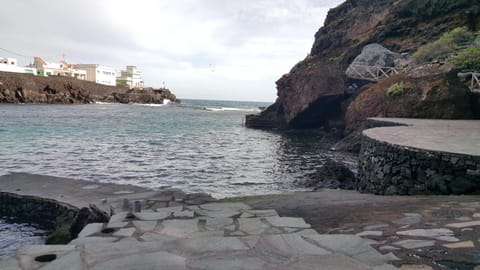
left=0, top=99, right=357, bottom=258
left=0, top=99, right=356, bottom=198
left=0, top=218, right=46, bottom=260
left=0, top=100, right=354, bottom=198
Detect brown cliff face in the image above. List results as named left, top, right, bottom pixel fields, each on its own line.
left=247, top=0, right=479, bottom=130
left=0, top=72, right=177, bottom=104
left=276, top=56, right=345, bottom=128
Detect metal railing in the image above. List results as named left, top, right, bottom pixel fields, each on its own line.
left=348, top=64, right=400, bottom=82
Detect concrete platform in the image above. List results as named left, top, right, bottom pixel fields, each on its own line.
left=364, top=118, right=480, bottom=156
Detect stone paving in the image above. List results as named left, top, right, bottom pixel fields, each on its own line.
left=2, top=174, right=480, bottom=269
left=1, top=199, right=399, bottom=270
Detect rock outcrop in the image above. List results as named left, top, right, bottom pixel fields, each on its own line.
left=294, top=159, right=356, bottom=190
left=0, top=71, right=177, bottom=104
left=246, top=0, right=479, bottom=130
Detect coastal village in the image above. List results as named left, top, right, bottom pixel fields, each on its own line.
left=0, top=56, right=144, bottom=89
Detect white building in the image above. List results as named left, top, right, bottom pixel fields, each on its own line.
left=117, top=65, right=144, bottom=89
left=76, top=64, right=116, bottom=86
left=32, top=57, right=86, bottom=80
left=0, top=57, right=37, bottom=75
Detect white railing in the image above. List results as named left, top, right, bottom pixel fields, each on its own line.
left=470, top=72, right=480, bottom=92
left=348, top=64, right=400, bottom=82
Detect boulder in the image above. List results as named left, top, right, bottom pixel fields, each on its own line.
left=294, top=159, right=356, bottom=190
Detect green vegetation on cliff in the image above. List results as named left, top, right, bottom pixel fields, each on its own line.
left=450, top=47, right=480, bottom=70
left=412, top=27, right=473, bottom=65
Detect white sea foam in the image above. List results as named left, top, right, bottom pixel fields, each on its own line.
left=132, top=99, right=171, bottom=107
left=95, top=101, right=115, bottom=105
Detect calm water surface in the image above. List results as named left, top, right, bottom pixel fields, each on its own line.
left=0, top=99, right=356, bottom=198
left=0, top=99, right=357, bottom=258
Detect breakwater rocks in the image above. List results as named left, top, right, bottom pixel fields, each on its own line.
left=358, top=118, right=480, bottom=195
left=0, top=71, right=177, bottom=104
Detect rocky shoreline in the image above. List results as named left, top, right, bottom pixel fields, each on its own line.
left=0, top=71, right=178, bottom=105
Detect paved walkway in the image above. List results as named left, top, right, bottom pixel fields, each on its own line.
left=0, top=173, right=399, bottom=270
left=364, top=118, right=480, bottom=156
left=3, top=174, right=480, bottom=269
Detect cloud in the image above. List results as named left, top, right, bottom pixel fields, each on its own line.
left=0, top=0, right=344, bottom=101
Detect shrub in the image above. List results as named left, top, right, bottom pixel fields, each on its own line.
left=412, top=27, right=473, bottom=65
left=449, top=47, right=480, bottom=71
left=386, top=82, right=406, bottom=97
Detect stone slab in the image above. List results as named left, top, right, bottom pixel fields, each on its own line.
left=278, top=254, right=372, bottom=270
left=200, top=202, right=251, bottom=211
left=78, top=223, right=103, bottom=238
left=304, top=234, right=377, bottom=257
left=357, top=231, right=384, bottom=237
left=188, top=252, right=267, bottom=270
left=109, top=212, right=127, bottom=223
left=90, top=251, right=186, bottom=270
left=258, top=234, right=331, bottom=256
left=173, top=210, right=195, bottom=218
left=132, top=220, right=158, bottom=233
left=265, top=216, right=311, bottom=228
left=160, top=219, right=200, bottom=237
left=392, top=240, right=436, bottom=249
left=106, top=221, right=128, bottom=229
left=442, top=241, right=475, bottom=249
left=237, top=218, right=270, bottom=235
left=446, top=220, right=480, bottom=228
left=70, top=237, right=118, bottom=245
left=38, top=251, right=82, bottom=270
left=176, top=236, right=249, bottom=253
left=113, top=227, right=136, bottom=237
left=396, top=228, right=459, bottom=242
left=134, top=211, right=171, bottom=221
left=393, top=213, right=422, bottom=225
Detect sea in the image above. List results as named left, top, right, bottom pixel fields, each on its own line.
left=0, top=99, right=356, bottom=258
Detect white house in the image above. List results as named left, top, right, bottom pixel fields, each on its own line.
left=0, top=57, right=37, bottom=75
left=32, top=57, right=86, bottom=80
left=117, top=65, right=144, bottom=89
left=76, top=64, right=116, bottom=86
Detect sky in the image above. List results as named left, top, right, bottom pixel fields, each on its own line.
left=1, top=0, right=344, bottom=102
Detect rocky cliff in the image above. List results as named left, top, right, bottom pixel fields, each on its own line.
left=0, top=72, right=177, bottom=104
left=246, top=0, right=479, bottom=133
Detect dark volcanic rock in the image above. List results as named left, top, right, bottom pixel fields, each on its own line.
left=69, top=204, right=109, bottom=239
left=0, top=71, right=178, bottom=104
left=276, top=56, right=346, bottom=129
left=295, top=159, right=356, bottom=190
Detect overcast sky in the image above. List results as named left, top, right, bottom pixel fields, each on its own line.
left=1, top=0, right=343, bottom=102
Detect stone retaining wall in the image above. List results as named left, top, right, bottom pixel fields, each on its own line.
left=0, top=192, right=78, bottom=229
left=357, top=120, right=480, bottom=195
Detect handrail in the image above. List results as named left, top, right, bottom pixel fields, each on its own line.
left=470, top=72, right=480, bottom=92
left=348, top=64, right=400, bottom=82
